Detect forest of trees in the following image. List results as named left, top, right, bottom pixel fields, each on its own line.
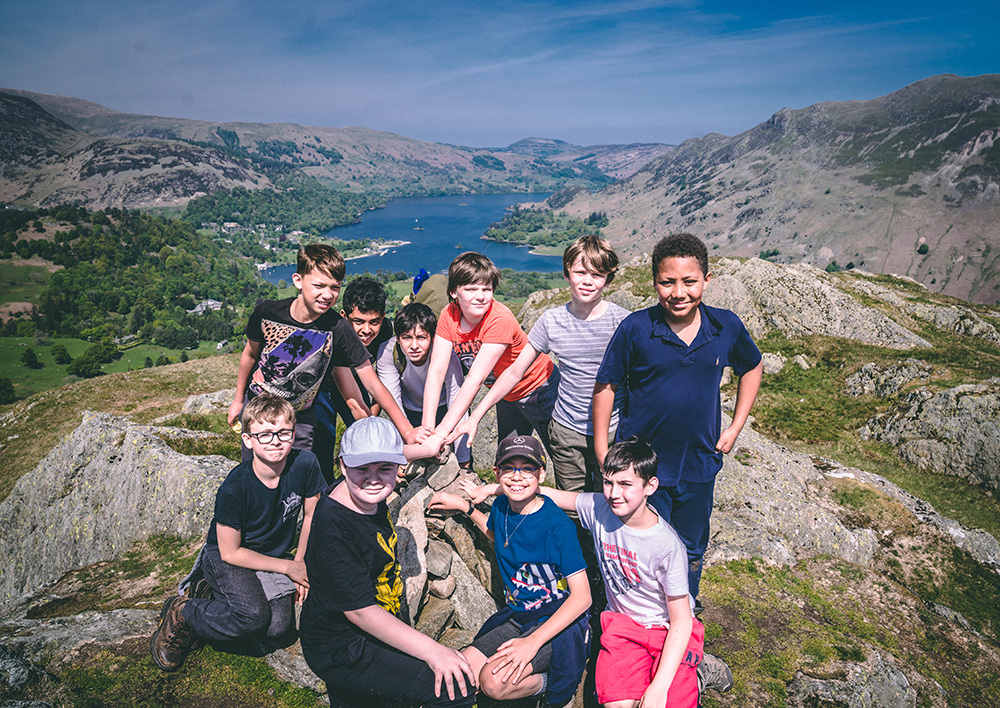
left=482, top=207, right=607, bottom=249
left=2, top=207, right=276, bottom=351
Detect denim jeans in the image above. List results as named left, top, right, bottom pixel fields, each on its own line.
left=495, top=365, right=561, bottom=460
left=181, top=543, right=296, bottom=650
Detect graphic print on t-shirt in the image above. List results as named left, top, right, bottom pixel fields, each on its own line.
left=375, top=521, right=403, bottom=617
left=452, top=339, right=497, bottom=386
left=599, top=541, right=641, bottom=597
left=251, top=320, right=333, bottom=411
left=506, top=562, right=571, bottom=611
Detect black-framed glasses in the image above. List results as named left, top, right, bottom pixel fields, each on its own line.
left=246, top=429, right=295, bottom=444
left=498, top=465, right=540, bottom=478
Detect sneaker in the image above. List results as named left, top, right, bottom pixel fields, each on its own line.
left=697, top=653, right=733, bottom=694
left=693, top=598, right=705, bottom=617
left=150, top=596, right=195, bottom=671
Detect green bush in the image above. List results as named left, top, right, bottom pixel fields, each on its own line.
left=917, top=243, right=929, bottom=255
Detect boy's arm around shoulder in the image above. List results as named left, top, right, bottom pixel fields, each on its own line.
left=228, top=339, right=263, bottom=426
left=345, top=604, right=477, bottom=699
left=216, top=522, right=308, bottom=587
left=641, top=594, right=694, bottom=708
left=716, top=359, right=763, bottom=454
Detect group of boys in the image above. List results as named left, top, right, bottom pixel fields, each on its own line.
left=150, top=231, right=763, bottom=708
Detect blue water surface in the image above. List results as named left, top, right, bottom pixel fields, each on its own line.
left=262, top=193, right=563, bottom=285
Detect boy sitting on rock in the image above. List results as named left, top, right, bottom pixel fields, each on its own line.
left=299, top=416, right=477, bottom=708
left=151, top=394, right=325, bottom=671
left=429, top=435, right=592, bottom=707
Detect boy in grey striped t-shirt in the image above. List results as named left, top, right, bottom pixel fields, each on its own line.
left=446, top=235, right=627, bottom=492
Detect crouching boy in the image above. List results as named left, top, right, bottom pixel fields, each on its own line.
left=430, top=435, right=592, bottom=707
left=151, top=395, right=324, bottom=671
left=299, top=417, right=477, bottom=707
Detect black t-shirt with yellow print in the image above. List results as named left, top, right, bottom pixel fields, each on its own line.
left=299, top=480, right=404, bottom=673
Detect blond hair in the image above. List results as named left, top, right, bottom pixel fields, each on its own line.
left=562, top=234, right=619, bottom=284
left=241, top=395, right=296, bottom=432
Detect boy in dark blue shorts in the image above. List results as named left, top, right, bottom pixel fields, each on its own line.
left=594, top=233, right=763, bottom=605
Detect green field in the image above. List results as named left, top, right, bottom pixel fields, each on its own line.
left=0, top=260, right=53, bottom=308
left=0, top=337, right=225, bottom=399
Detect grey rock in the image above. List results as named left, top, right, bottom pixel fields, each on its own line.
left=181, top=389, right=237, bottom=415
left=713, top=259, right=931, bottom=349
left=860, top=378, right=1000, bottom=491
left=702, top=271, right=770, bottom=340
left=927, top=603, right=974, bottom=632
left=415, top=596, right=455, bottom=641
left=390, top=481, right=431, bottom=625
left=0, top=412, right=231, bottom=614
left=426, top=455, right=461, bottom=491
left=429, top=576, right=457, bottom=599
left=760, top=352, right=787, bottom=375
left=792, top=354, right=810, bottom=370
left=604, top=282, right=656, bottom=314
left=0, top=644, right=44, bottom=692
left=448, top=551, right=498, bottom=631
left=787, top=650, right=917, bottom=708
left=845, top=359, right=934, bottom=398
left=438, top=627, right=478, bottom=651
left=425, top=539, right=454, bottom=579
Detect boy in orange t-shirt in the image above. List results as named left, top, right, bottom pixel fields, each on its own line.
left=423, top=252, right=560, bottom=457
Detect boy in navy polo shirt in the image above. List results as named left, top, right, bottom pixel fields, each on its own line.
left=594, top=233, right=763, bottom=606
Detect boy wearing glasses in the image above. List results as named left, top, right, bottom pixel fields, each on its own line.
left=429, top=436, right=592, bottom=707
left=151, top=395, right=325, bottom=671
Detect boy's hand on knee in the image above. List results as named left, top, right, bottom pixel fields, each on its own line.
left=638, top=683, right=670, bottom=708
left=426, top=644, right=477, bottom=700
left=487, top=635, right=540, bottom=686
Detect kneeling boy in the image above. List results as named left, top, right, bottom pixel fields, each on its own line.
left=299, top=417, right=476, bottom=708
left=151, top=395, right=324, bottom=671
left=430, top=435, right=592, bottom=707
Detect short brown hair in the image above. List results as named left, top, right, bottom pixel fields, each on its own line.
left=448, top=252, right=501, bottom=302
left=241, top=394, right=296, bottom=432
left=651, top=233, right=709, bottom=277
left=563, top=234, right=619, bottom=284
left=297, top=244, right=346, bottom=281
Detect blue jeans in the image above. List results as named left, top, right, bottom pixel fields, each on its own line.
left=181, top=544, right=296, bottom=650
left=495, top=366, right=561, bottom=460
left=646, top=477, right=716, bottom=600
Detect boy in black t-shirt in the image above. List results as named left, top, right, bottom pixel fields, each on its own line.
left=151, top=395, right=326, bottom=671
left=227, top=244, right=421, bottom=462
left=300, top=416, right=476, bottom=708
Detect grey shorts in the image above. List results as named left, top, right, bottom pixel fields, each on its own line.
left=470, top=616, right=553, bottom=673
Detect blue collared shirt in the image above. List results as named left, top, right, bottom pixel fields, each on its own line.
left=596, top=303, right=761, bottom=485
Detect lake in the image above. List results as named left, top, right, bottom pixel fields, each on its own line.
left=261, top=193, right=564, bottom=285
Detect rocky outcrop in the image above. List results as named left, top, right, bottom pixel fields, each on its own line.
left=860, top=378, right=1000, bottom=491
left=845, top=359, right=936, bottom=397
left=707, top=259, right=932, bottom=349
left=0, top=412, right=231, bottom=614
left=787, top=650, right=918, bottom=708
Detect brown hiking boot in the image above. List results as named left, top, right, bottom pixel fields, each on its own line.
left=150, top=596, right=195, bottom=671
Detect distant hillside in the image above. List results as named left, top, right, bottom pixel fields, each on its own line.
left=502, top=137, right=674, bottom=179
left=0, top=89, right=659, bottom=204
left=545, top=74, right=1000, bottom=304
left=0, top=93, right=268, bottom=209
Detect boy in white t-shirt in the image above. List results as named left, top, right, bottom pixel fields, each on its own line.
left=465, top=436, right=733, bottom=707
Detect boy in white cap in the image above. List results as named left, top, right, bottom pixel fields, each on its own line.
left=299, top=416, right=477, bottom=707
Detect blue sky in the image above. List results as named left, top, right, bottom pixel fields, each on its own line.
left=1, top=0, right=997, bottom=147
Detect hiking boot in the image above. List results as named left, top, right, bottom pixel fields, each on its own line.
left=150, top=596, right=195, bottom=671
left=697, top=653, right=733, bottom=694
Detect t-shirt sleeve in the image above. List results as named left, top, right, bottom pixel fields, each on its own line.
left=213, top=480, right=246, bottom=531
left=332, top=317, right=373, bottom=367
left=527, top=311, right=552, bottom=355
left=435, top=304, right=461, bottom=343
left=655, top=537, right=691, bottom=599
left=551, top=508, right=588, bottom=577
left=729, top=317, right=762, bottom=376
left=573, top=492, right=597, bottom=533
left=376, top=338, right=405, bottom=410
left=596, top=320, right=631, bottom=386
left=245, top=303, right=266, bottom=343
left=478, top=304, right=518, bottom=346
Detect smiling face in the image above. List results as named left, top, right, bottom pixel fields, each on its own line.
left=450, top=281, right=494, bottom=325
left=654, top=256, right=710, bottom=326
left=398, top=325, right=433, bottom=366
left=243, top=415, right=295, bottom=468
left=602, top=463, right=658, bottom=527
left=565, top=255, right=609, bottom=306
left=292, top=269, right=343, bottom=320
left=345, top=308, right=384, bottom=347
left=338, top=459, right=400, bottom=514
left=496, top=455, right=544, bottom=510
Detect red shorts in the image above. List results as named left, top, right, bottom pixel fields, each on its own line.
left=595, top=611, right=704, bottom=707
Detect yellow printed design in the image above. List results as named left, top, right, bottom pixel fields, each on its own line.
left=375, top=515, right=403, bottom=616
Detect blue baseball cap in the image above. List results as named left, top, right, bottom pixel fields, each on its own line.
left=340, top=417, right=408, bottom=467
